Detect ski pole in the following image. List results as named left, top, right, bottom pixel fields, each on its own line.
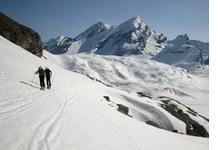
left=51, top=74, right=53, bottom=87
left=29, top=73, right=35, bottom=84
left=32, top=74, right=35, bottom=82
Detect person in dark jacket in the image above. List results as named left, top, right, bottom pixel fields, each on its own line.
left=35, top=66, right=45, bottom=90
left=45, top=67, right=52, bottom=88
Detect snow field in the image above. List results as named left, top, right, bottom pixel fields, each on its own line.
left=0, top=36, right=208, bottom=150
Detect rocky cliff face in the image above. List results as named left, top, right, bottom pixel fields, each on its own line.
left=0, top=12, right=43, bottom=57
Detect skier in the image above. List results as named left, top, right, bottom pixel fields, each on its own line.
left=45, top=67, right=52, bottom=89
left=35, top=66, right=45, bottom=90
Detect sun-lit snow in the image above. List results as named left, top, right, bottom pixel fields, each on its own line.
left=0, top=36, right=209, bottom=150
left=54, top=52, right=208, bottom=118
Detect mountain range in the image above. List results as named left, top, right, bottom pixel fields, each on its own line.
left=153, top=34, right=209, bottom=72
left=44, top=16, right=208, bottom=72
left=44, top=16, right=167, bottom=58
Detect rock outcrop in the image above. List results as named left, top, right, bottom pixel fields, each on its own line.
left=0, top=12, right=43, bottom=57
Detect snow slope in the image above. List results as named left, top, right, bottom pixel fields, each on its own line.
left=0, top=36, right=209, bottom=149
left=54, top=53, right=209, bottom=118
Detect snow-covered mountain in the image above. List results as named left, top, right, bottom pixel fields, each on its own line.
left=44, top=35, right=73, bottom=54
left=44, top=16, right=167, bottom=58
left=153, top=34, right=209, bottom=72
left=94, top=16, right=167, bottom=57
left=0, top=35, right=209, bottom=149
left=44, top=18, right=209, bottom=73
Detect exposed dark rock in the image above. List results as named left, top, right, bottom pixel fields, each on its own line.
left=146, top=121, right=160, bottom=128
left=156, top=33, right=167, bottom=44
left=199, top=114, right=209, bottom=122
left=103, top=96, right=110, bottom=102
left=104, top=95, right=207, bottom=137
left=172, top=129, right=178, bottom=133
left=117, top=104, right=129, bottom=115
left=136, top=92, right=152, bottom=99
left=73, top=70, right=112, bottom=87
left=0, top=12, right=43, bottom=57
left=158, top=96, right=171, bottom=99
left=160, top=99, right=209, bottom=137
left=158, top=96, right=201, bottom=117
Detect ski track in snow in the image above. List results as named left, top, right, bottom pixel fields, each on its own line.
left=27, top=93, right=81, bottom=150
left=0, top=82, right=56, bottom=123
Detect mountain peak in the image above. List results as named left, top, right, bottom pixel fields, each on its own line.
left=75, top=21, right=112, bottom=41
left=176, top=34, right=189, bottom=40
left=129, top=16, right=144, bottom=23
left=93, top=22, right=112, bottom=30
left=55, top=35, right=66, bottom=41
left=172, top=34, right=190, bottom=45
left=117, top=16, right=149, bottom=33
left=86, top=21, right=112, bottom=33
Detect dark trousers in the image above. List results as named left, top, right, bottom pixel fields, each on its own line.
left=46, top=76, right=51, bottom=87
left=39, top=75, right=45, bottom=89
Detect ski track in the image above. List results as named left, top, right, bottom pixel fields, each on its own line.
left=0, top=87, right=53, bottom=122
left=27, top=93, right=81, bottom=150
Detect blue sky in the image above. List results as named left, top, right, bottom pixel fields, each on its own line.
left=0, top=0, right=208, bottom=42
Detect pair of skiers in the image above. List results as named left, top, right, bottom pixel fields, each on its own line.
left=35, top=66, right=52, bottom=90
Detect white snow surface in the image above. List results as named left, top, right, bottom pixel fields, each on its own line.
left=54, top=53, right=208, bottom=118
left=0, top=36, right=209, bottom=149
left=115, top=16, right=148, bottom=34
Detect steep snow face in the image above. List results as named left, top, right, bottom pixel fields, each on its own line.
left=0, top=36, right=209, bottom=149
left=44, top=16, right=167, bottom=57
left=95, top=16, right=167, bottom=57
left=75, top=22, right=112, bottom=41
left=115, top=16, right=149, bottom=34
left=153, top=34, right=209, bottom=73
left=73, top=22, right=114, bottom=54
left=44, top=35, right=74, bottom=54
